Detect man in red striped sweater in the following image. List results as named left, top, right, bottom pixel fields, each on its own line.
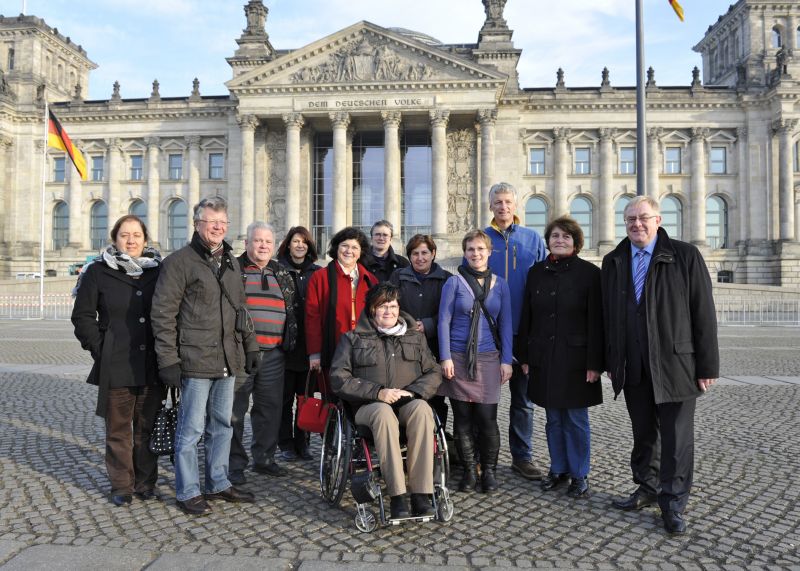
left=229, top=221, right=298, bottom=484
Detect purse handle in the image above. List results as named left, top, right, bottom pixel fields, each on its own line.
left=305, top=369, right=332, bottom=400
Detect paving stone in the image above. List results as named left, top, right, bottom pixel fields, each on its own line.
left=1, top=545, right=155, bottom=570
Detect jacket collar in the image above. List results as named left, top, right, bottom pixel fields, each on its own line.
left=353, top=309, right=417, bottom=336
left=190, top=231, right=232, bottom=259
left=611, top=227, right=675, bottom=264
left=396, top=262, right=448, bottom=282
left=489, top=215, right=521, bottom=234
left=98, top=262, right=159, bottom=286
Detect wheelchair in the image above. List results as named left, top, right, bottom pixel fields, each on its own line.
left=319, top=401, right=454, bottom=533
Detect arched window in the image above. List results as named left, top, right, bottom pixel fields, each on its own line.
left=129, top=199, right=147, bottom=226
left=524, top=196, right=548, bottom=237
left=569, top=196, right=593, bottom=248
left=168, top=199, right=188, bottom=251
left=614, top=196, right=632, bottom=241
left=90, top=201, right=108, bottom=251
left=52, top=201, right=69, bottom=250
left=661, top=195, right=683, bottom=240
left=772, top=26, right=782, bottom=48
left=706, top=196, right=728, bottom=249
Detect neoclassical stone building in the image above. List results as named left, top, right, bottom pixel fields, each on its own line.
left=1, top=0, right=800, bottom=284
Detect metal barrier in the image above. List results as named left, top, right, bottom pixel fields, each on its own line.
left=715, top=298, right=800, bottom=326
left=0, top=294, right=75, bottom=320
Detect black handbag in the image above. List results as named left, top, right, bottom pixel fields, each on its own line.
left=149, top=387, right=179, bottom=460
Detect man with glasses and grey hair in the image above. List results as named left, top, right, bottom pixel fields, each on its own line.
left=366, top=220, right=409, bottom=282
left=152, top=196, right=260, bottom=516
left=229, top=221, right=298, bottom=484
left=602, top=195, right=718, bottom=535
left=485, top=182, right=547, bottom=482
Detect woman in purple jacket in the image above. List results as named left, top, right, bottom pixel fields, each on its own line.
left=438, top=229, right=513, bottom=494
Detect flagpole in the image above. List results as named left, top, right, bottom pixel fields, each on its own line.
left=39, top=100, right=48, bottom=319
left=635, top=0, right=647, bottom=197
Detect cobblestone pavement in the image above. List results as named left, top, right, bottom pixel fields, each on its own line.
left=0, top=321, right=798, bottom=570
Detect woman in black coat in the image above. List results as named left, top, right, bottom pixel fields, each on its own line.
left=517, top=216, right=603, bottom=498
left=276, top=226, right=321, bottom=461
left=389, top=234, right=452, bottom=426
left=71, top=215, right=164, bottom=506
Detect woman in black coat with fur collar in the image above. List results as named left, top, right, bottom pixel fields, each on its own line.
left=71, top=215, right=165, bottom=507
left=517, top=216, right=603, bottom=498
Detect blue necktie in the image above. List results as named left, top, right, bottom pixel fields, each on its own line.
left=633, top=250, right=647, bottom=303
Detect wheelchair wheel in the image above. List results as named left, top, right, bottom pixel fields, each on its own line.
left=319, top=406, right=352, bottom=506
left=355, top=506, right=378, bottom=533
left=435, top=485, right=454, bottom=522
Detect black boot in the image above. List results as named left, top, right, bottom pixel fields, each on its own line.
left=479, top=431, right=501, bottom=493
left=455, top=432, right=477, bottom=493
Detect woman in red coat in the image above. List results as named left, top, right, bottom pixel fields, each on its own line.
left=306, top=227, right=377, bottom=382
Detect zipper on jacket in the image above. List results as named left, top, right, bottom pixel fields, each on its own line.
left=513, top=244, right=517, bottom=271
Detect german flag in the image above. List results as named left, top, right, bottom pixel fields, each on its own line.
left=47, top=109, right=87, bottom=180
left=669, top=0, right=685, bottom=22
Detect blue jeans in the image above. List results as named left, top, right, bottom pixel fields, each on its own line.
left=508, top=364, right=534, bottom=462
left=545, top=407, right=591, bottom=479
left=174, top=376, right=234, bottom=501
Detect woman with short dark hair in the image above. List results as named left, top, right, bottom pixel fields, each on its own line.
left=330, top=283, right=442, bottom=518
left=517, top=216, right=603, bottom=498
left=305, top=226, right=377, bottom=376
left=72, top=214, right=165, bottom=506
left=276, top=226, right=321, bottom=461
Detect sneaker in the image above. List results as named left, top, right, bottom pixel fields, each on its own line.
left=389, top=495, right=410, bottom=519
left=511, top=459, right=544, bottom=481
left=253, top=460, right=288, bottom=477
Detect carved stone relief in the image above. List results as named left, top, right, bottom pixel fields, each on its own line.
left=265, top=131, right=287, bottom=231
left=447, top=129, right=477, bottom=234
left=290, top=36, right=438, bottom=84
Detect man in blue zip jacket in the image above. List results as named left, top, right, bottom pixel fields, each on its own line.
left=485, top=182, right=547, bottom=480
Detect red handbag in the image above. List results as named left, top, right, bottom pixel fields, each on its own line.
left=297, top=370, right=335, bottom=433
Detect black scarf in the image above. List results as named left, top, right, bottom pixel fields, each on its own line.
left=457, top=265, right=500, bottom=378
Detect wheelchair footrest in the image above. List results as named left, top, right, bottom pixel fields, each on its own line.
left=387, top=515, right=435, bottom=525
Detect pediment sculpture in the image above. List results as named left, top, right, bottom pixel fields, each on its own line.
left=290, top=37, right=436, bottom=84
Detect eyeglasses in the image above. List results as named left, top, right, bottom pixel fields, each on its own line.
left=199, top=219, right=230, bottom=227
left=625, top=215, right=658, bottom=225
left=372, top=233, right=391, bottom=239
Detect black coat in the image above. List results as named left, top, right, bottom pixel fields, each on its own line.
left=388, top=263, right=452, bottom=360
left=278, top=254, right=321, bottom=371
left=365, top=246, right=409, bottom=283
left=601, top=228, right=719, bottom=403
left=71, top=261, right=161, bottom=418
left=517, top=256, right=603, bottom=409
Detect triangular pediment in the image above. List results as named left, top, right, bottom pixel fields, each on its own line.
left=226, top=21, right=506, bottom=93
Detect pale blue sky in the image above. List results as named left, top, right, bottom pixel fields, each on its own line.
left=3, top=0, right=735, bottom=100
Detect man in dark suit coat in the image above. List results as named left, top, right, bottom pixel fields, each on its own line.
left=601, top=195, right=719, bottom=535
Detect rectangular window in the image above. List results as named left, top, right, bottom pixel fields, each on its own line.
left=665, top=147, right=682, bottom=174
left=529, top=148, right=545, bottom=175
left=53, top=157, right=66, bottom=182
left=168, top=154, right=183, bottom=180
left=710, top=147, right=727, bottom=174
left=574, top=147, right=591, bottom=175
left=91, top=156, right=104, bottom=181
left=619, top=147, right=636, bottom=175
left=130, top=155, right=143, bottom=180
left=208, top=153, right=224, bottom=180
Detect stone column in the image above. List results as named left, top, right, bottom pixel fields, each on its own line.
left=186, top=135, right=201, bottom=237
left=788, top=17, right=798, bottom=50
left=145, top=137, right=161, bottom=247
left=775, top=119, right=798, bottom=241
left=647, top=127, right=661, bottom=199
left=477, top=108, right=497, bottom=227
left=553, top=127, right=571, bottom=219
left=690, top=127, right=708, bottom=246
left=68, top=140, right=83, bottom=248
left=283, top=113, right=304, bottom=230
left=0, top=138, right=10, bottom=244
left=346, top=128, right=354, bottom=227
left=737, top=127, right=749, bottom=243
left=430, top=109, right=450, bottom=238
left=106, top=139, right=122, bottom=221
left=382, top=111, right=402, bottom=246
left=598, top=128, right=615, bottom=245
left=330, top=112, right=350, bottom=235
left=238, top=114, right=258, bottom=238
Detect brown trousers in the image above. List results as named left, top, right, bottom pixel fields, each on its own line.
left=354, top=399, right=434, bottom=497
left=104, top=385, right=164, bottom=495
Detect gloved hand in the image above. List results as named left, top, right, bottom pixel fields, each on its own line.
left=158, top=363, right=182, bottom=388
left=245, top=351, right=261, bottom=374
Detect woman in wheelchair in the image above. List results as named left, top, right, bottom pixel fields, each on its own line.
left=330, top=283, right=442, bottom=519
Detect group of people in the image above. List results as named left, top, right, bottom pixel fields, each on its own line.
left=71, top=181, right=719, bottom=535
